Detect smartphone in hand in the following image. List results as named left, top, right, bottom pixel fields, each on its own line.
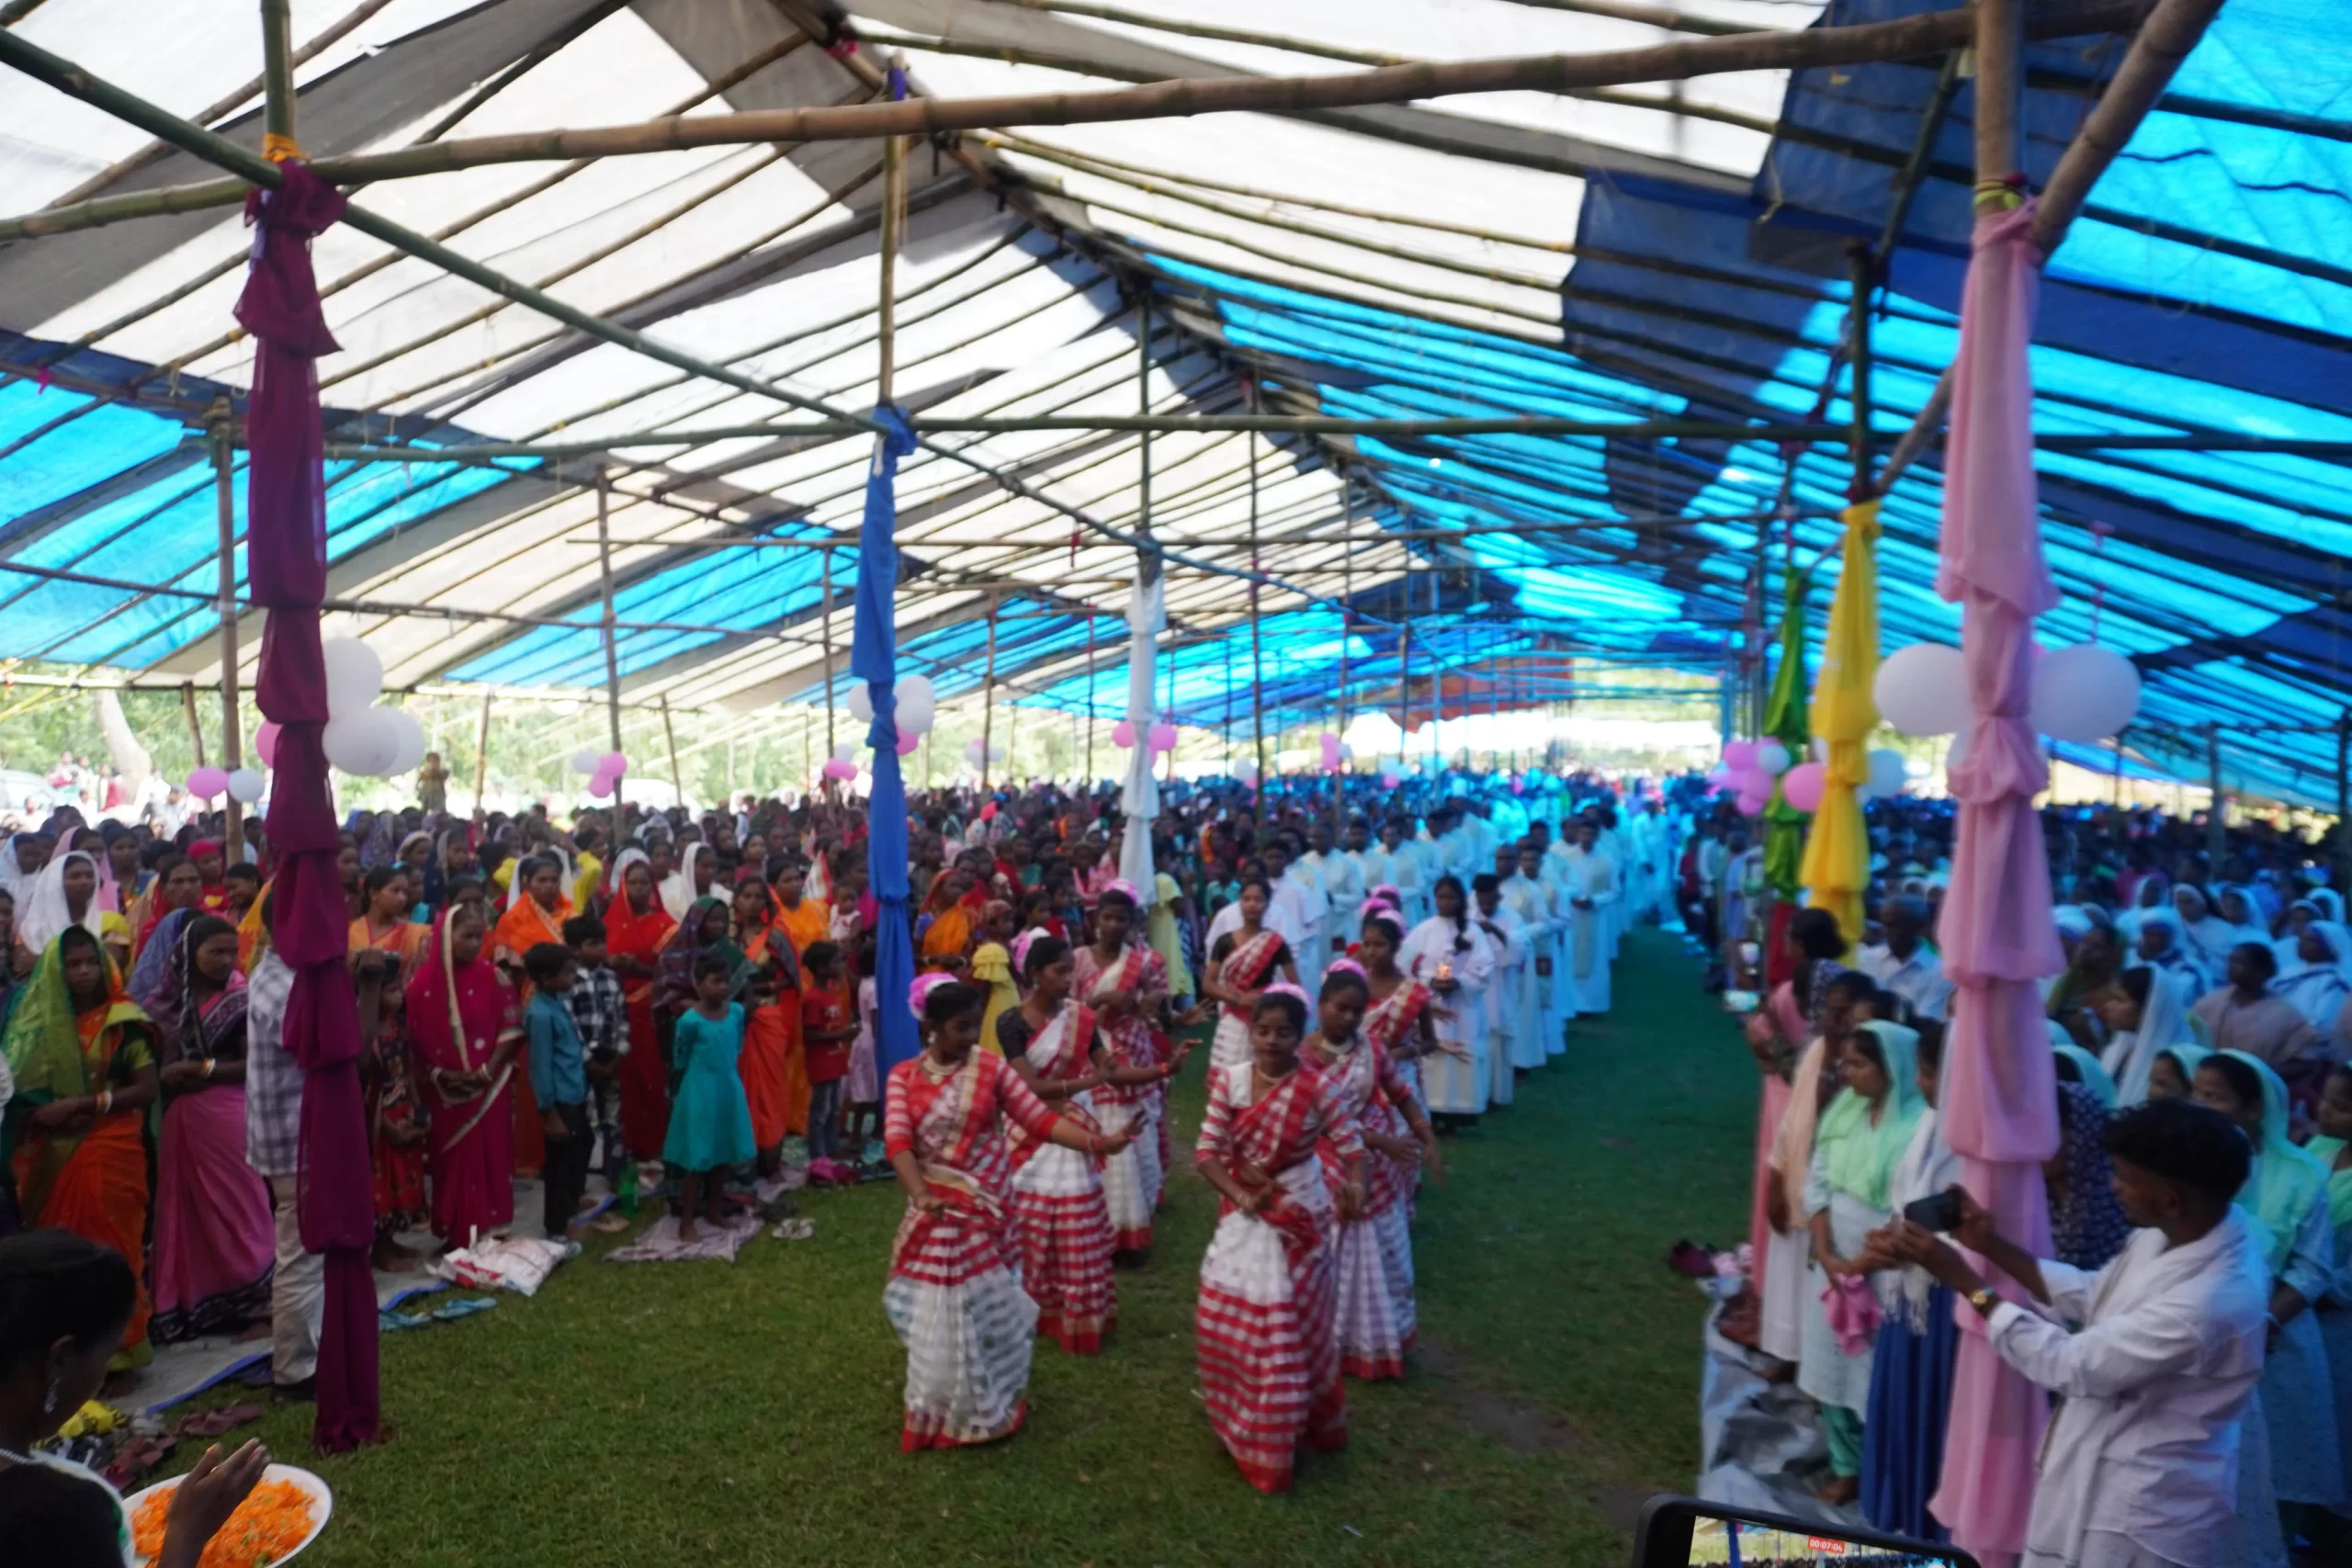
left=1903, top=1190, right=1964, bottom=1233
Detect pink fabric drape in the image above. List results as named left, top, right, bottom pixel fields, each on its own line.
left=235, top=161, right=379, bottom=1451
left=1927, top=201, right=2065, bottom=1566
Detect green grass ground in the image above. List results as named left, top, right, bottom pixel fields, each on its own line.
left=168, top=928, right=1751, bottom=1567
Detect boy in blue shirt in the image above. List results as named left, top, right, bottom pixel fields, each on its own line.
left=524, top=942, right=590, bottom=1240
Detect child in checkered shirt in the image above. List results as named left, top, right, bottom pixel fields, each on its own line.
left=563, top=914, right=631, bottom=1227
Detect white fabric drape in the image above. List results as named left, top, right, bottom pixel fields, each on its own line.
left=1118, top=568, right=1164, bottom=906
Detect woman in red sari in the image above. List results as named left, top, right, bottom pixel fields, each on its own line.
left=490, top=855, right=571, bottom=1179
left=409, top=905, right=524, bottom=1248
left=1070, top=884, right=1185, bottom=1255
left=1358, top=910, right=1446, bottom=1202
left=603, top=851, right=676, bottom=1161
left=1194, top=985, right=1365, bottom=1493
left=352, top=865, right=432, bottom=1270
left=884, top=976, right=1134, bottom=1450
left=732, top=872, right=804, bottom=1166
left=1204, top=878, right=1297, bottom=1071
left=3, top=926, right=162, bottom=1365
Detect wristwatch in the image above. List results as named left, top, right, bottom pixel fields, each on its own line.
left=1967, top=1286, right=1999, bottom=1317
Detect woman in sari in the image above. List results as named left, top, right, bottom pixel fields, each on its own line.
left=917, top=869, right=978, bottom=973
left=2, top=927, right=161, bottom=1364
left=130, top=855, right=202, bottom=966
left=491, top=855, right=572, bottom=1180
left=2133, top=908, right=2211, bottom=1008
left=1070, top=884, right=1184, bottom=1256
left=419, top=828, right=475, bottom=919
left=660, top=841, right=715, bottom=922
left=884, top=976, right=1134, bottom=1450
left=2195, top=1050, right=2345, bottom=1517
left=1358, top=911, right=1451, bottom=1201
left=2275, top=920, right=2352, bottom=1036
left=2304, top=1065, right=2352, bottom=1555
left=351, top=867, right=431, bottom=1270
left=1399, top=876, right=1496, bottom=1122
left=1800, top=1017, right=1924, bottom=1506
left=1203, top=878, right=1298, bottom=1071
left=408, top=906, right=524, bottom=1248
left=732, top=873, right=803, bottom=1168
left=146, top=915, right=274, bottom=1345
left=603, top=852, right=677, bottom=1162
left=997, top=934, right=1118, bottom=1352
left=969, top=901, right=1019, bottom=1056
left=1306, top=964, right=1440, bottom=1382
left=14, top=852, right=130, bottom=981
left=2093, top=964, right=2196, bottom=1106
left=1195, top=987, right=1366, bottom=1493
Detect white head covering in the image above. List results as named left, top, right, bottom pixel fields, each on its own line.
left=660, top=840, right=707, bottom=921
left=2100, top=962, right=2196, bottom=1106
left=2273, top=919, right=2352, bottom=1033
left=17, top=849, right=106, bottom=953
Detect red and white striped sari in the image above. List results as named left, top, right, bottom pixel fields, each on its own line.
left=1313, top=1032, right=1419, bottom=1380
left=1008, top=1002, right=1116, bottom=1353
left=882, top=1050, right=1059, bottom=1450
left=1194, top=1060, right=1362, bottom=1493
left=1211, top=927, right=1286, bottom=1069
left=1362, top=978, right=1435, bottom=1199
left=1073, top=941, right=1167, bottom=1251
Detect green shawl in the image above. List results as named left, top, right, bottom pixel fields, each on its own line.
left=1761, top=569, right=1813, bottom=899
left=1815, top=1020, right=1923, bottom=1211
left=2220, top=1049, right=2328, bottom=1275
left=2304, top=1135, right=2352, bottom=1233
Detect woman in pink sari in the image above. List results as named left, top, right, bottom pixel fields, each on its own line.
left=1195, top=985, right=1366, bottom=1493
left=408, top=904, right=523, bottom=1247
left=1204, top=878, right=1297, bottom=1070
left=1358, top=910, right=1452, bottom=1202
left=1071, top=883, right=1186, bottom=1255
left=145, top=914, right=275, bottom=1346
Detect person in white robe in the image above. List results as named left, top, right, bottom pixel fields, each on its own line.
left=1474, top=873, right=1541, bottom=1097
left=1347, top=819, right=1394, bottom=933
left=1305, top=819, right=1365, bottom=949
left=1397, top=819, right=1436, bottom=929
left=1272, top=837, right=1330, bottom=989
left=1399, top=874, right=1494, bottom=1121
left=1501, top=840, right=1564, bottom=1060
left=1555, top=818, right=1618, bottom=1018
left=1889, top=1098, right=2267, bottom=1568
left=1459, top=803, right=1498, bottom=885
left=2272, top=919, right=2352, bottom=1036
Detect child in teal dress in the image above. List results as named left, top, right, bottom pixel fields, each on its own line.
left=664, top=953, right=757, bottom=1243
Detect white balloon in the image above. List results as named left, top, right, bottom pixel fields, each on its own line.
left=1231, top=759, right=1260, bottom=782
left=1945, top=726, right=1973, bottom=775
left=2030, top=643, right=2142, bottom=743
left=833, top=740, right=858, bottom=763
left=1873, top=642, right=1972, bottom=737
left=1866, top=747, right=1909, bottom=799
left=897, top=672, right=934, bottom=711
left=225, top=767, right=266, bottom=804
left=848, top=682, right=875, bottom=724
left=383, top=707, right=428, bottom=775
left=570, top=748, right=602, bottom=774
left=1753, top=739, right=1792, bottom=777
left=322, top=707, right=401, bottom=775
left=1812, top=736, right=1831, bottom=762
left=894, top=686, right=935, bottom=736
left=1338, top=742, right=1355, bottom=761
left=321, top=637, right=383, bottom=716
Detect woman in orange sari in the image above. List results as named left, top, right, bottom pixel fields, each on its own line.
left=773, top=860, right=831, bottom=1142
left=732, top=872, right=801, bottom=1168
left=2, top=926, right=162, bottom=1366
left=918, top=869, right=978, bottom=973
left=491, top=854, right=572, bottom=1179
left=353, top=865, right=432, bottom=1269
left=603, top=850, right=676, bottom=1162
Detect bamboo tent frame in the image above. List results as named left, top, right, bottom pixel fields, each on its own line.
left=0, top=0, right=2344, bottom=807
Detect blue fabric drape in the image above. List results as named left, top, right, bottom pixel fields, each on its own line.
left=854, top=406, right=921, bottom=1076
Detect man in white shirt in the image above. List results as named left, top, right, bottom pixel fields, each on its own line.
left=1204, top=854, right=1307, bottom=954
left=1854, top=895, right=1954, bottom=1021
left=1304, top=818, right=1365, bottom=949
left=1890, top=1099, right=2266, bottom=1568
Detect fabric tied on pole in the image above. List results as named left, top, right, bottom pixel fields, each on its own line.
left=856, top=406, right=922, bottom=1077
left=1798, top=500, right=1881, bottom=943
left=1117, top=568, right=1165, bottom=904
left=232, top=159, right=379, bottom=1453
left=1928, top=199, right=2064, bottom=1568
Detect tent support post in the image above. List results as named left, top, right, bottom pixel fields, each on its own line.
left=594, top=468, right=625, bottom=818
left=1247, top=418, right=1266, bottom=786
left=660, top=694, right=683, bottom=804
left=209, top=408, right=244, bottom=864
left=1084, top=612, right=1096, bottom=786
left=820, top=548, right=836, bottom=763
left=470, top=689, right=492, bottom=809
left=1847, top=243, right=1875, bottom=495
left=180, top=681, right=208, bottom=769
left=980, top=594, right=1000, bottom=795
left=2338, top=715, right=2351, bottom=894
left=2207, top=724, right=2226, bottom=863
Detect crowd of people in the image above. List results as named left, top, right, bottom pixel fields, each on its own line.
left=6, top=750, right=2352, bottom=1557
left=1716, top=790, right=2352, bottom=1564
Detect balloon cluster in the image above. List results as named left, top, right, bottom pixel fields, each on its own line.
left=184, top=765, right=266, bottom=806
left=1875, top=640, right=2141, bottom=748
left=850, top=674, right=936, bottom=748
left=313, top=638, right=427, bottom=779
left=964, top=737, right=1006, bottom=768
left=1315, top=731, right=1353, bottom=773
left=820, top=741, right=860, bottom=784
left=1709, top=736, right=1909, bottom=817
left=1230, top=758, right=1260, bottom=785
left=569, top=747, right=630, bottom=798
left=1113, top=717, right=1179, bottom=754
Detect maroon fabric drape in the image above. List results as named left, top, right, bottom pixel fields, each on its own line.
left=234, top=161, right=379, bottom=1452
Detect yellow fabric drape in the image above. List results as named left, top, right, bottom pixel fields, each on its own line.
left=1799, top=499, right=1881, bottom=942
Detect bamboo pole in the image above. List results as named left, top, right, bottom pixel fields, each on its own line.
left=2207, top=723, right=2227, bottom=863
left=1084, top=613, right=1097, bottom=784
left=472, top=689, right=492, bottom=809
left=594, top=468, right=626, bottom=815
left=660, top=694, right=684, bottom=804
left=180, top=681, right=208, bottom=769
left=0, top=1, right=2151, bottom=220
left=1848, top=243, right=1875, bottom=496
left=2338, top=715, right=2351, bottom=895
left=1248, top=427, right=1267, bottom=785
left=981, top=596, right=1001, bottom=795
left=209, top=410, right=245, bottom=864
left=820, top=548, right=836, bottom=761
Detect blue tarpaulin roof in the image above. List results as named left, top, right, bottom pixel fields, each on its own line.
left=0, top=0, right=2344, bottom=800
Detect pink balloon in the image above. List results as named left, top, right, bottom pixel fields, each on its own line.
left=1780, top=760, right=1827, bottom=813
left=1742, top=766, right=1778, bottom=799
left=1736, top=784, right=1770, bottom=817
left=1723, top=739, right=1757, bottom=770
left=1706, top=767, right=1734, bottom=792
left=1112, top=719, right=1136, bottom=748
left=895, top=730, right=921, bottom=756
left=254, top=722, right=282, bottom=769
left=1148, top=721, right=1177, bottom=754
left=821, top=757, right=857, bottom=781
left=186, top=766, right=229, bottom=801
left=979, top=802, right=999, bottom=821
left=586, top=772, right=615, bottom=799
left=600, top=750, right=628, bottom=777
left=1381, top=773, right=1401, bottom=788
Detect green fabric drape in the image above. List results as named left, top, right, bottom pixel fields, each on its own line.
left=1761, top=569, right=1813, bottom=898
